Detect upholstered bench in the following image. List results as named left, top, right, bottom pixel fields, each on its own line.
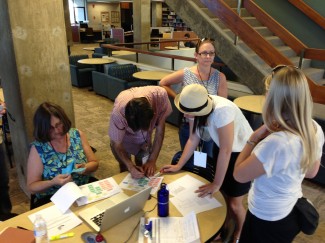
left=69, top=55, right=95, bottom=87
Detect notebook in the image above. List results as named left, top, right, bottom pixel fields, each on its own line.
left=78, top=187, right=152, bottom=232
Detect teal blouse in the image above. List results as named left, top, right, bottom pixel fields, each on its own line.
left=32, top=128, right=89, bottom=199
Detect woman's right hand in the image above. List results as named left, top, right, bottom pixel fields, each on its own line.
left=160, top=164, right=181, bottom=173
left=251, top=124, right=270, bottom=143
left=53, top=174, right=72, bottom=186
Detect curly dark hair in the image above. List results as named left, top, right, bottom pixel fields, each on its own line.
left=125, top=97, right=154, bottom=132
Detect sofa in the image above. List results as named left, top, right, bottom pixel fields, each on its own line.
left=92, top=64, right=155, bottom=100
left=69, top=55, right=95, bottom=87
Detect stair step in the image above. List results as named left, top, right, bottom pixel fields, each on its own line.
left=242, top=17, right=263, bottom=27
left=275, top=46, right=296, bottom=58
left=303, top=68, right=325, bottom=82
left=265, top=36, right=284, bottom=46
left=316, top=78, right=325, bottom=86
left=253, top=26, right=273, bottom=37
left=289, top=57, right=312, bottom=69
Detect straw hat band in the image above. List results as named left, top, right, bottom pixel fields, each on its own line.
left=179, top=99, right=209, bottom=112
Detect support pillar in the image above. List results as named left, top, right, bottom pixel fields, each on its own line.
left=151, top=2, right=162, bottom=27
left=0, top=0, right=74, bottom=195
left=133, top=0, right=151, bottom=50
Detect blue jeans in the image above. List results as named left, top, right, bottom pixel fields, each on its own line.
left=179, top=122, right=214, bottom=158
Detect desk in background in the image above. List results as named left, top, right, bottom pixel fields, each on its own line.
left=0, top=171, right=226, bottom=242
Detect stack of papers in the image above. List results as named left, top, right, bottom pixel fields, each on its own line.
left=168, top=174, right=222, bottom=216
left=138, top=212, right=200, bottom=243
left=119, top=173, right=163, bottom=194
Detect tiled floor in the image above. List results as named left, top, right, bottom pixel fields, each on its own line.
left=5, top=43, right=325, bottom=242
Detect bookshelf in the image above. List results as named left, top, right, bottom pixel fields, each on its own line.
left=162, top=4, right=189, bottom=31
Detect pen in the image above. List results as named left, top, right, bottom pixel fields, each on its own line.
left=50, top=232, right=75, bottom=241
left=134, top=166, right=150, bottom=179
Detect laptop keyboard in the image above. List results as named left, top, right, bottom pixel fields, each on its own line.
left=91, top=212, right=105, bottom=226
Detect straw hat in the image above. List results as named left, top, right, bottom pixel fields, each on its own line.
left=174, top=84, right=213, bottom=116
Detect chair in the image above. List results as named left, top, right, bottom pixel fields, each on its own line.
left=69, top=55, right=95, bottom=87
left=85, top=27, right=94, bottom=43
left=1, top=113, right=13, bottom=168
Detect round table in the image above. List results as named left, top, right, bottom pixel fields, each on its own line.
left=77, top=58, right=115, bottom=66
left=132, top=70, right=171, bottom=82
left=82, top=47, right=96, bottom=52
left=234, top=95, right=265, bottom=115
left=0, top=171, right=226, bottom=243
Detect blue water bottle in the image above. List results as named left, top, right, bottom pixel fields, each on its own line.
left=158, top=183, right=169, bottom=217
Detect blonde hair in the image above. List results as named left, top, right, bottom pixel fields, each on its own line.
left=262, top=66, right=317, bottom=172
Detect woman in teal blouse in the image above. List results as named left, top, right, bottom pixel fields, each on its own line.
left=27, top=102, right=98, bottom=208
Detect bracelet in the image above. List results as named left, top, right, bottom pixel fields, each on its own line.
left=247, top=140, right=257, bottom=146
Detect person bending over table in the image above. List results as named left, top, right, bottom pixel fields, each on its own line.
left=109, top=86, right=172, bottom=179
left=160, top=38, right=227, bottom=158
left=161, top=84, right=252, bottom=243
left=27, top=102, right=98, bottom=208
left=234, top=66, right=324, bottom=243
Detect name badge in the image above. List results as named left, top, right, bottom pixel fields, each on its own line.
left=194, top=151, right=207, bottom=168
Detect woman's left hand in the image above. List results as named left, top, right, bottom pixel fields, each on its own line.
left=195, top=183, right=219, bottom=198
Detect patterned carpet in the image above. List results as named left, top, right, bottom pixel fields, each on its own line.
left=6, top=43, right=325, bottom=242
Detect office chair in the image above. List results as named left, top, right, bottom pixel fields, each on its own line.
left=85, top=27, right=94, bottom=43
left=1, top=113, right=13, bottom=168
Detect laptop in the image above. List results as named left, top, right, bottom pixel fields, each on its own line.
left=78, top=187, right=152, bottom=232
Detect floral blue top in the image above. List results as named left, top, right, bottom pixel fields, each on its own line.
left=32, top=128, right=89, bottom=199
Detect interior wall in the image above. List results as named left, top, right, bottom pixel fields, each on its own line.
left=87, top=2, right=120, bottom=30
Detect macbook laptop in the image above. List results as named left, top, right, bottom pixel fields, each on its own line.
left=78, top=187, right=152, bottom=232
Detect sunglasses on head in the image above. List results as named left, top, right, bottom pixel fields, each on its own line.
left=271, top=65, right=299, bottom=77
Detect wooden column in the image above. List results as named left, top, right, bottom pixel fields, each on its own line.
left=0, top=0, right=74, bottom=195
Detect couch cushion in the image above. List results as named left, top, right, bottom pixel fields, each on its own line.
left=107, top=64, right=138, bottom=82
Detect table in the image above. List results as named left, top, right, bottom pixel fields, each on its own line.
left=82, top=47, right=96, bottom=52
left=234, top=95, right=265, bottom=129
left=77, top=58, right=115, bottom=67
left=233, top=95, right=265, bottom=115
left=78, top=58, right=115, bottom=91
left=0, top=171, right=226, bottom=242
left=133, top=70, right=170, bottom=84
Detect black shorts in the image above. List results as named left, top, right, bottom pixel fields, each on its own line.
left=213, top=146, right=251, bottom=197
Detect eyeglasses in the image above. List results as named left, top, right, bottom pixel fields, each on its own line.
left=271, top=64, right=299, bottom=77
left=198, top=52, right=215, bottom=57
left=50, top=121, right=63, bottom=131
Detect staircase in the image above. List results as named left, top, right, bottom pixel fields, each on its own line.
left=164, top=0, right=325, bottom=96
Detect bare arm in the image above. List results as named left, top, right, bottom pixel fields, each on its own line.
left=143, top=118, right=166, bottom=176
left=162, top=122, right=201, bottom=172
left=76, top=130, right=99, bottom=174
left=159, top=69, right=184, bottom=98
left=234, top=125, right=269, bottom=183
left=27, top=146, right=72, bottom=194
left=110, top=140, right=144, bottom=179
left=195, top=122, right=234, bottom=197
left=218, top=72, right=228, bottom=98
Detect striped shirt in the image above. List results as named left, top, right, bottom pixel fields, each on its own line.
left=108, top=86, right=172, bottom=155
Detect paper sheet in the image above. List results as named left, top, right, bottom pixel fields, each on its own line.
left=168, top=174, right=222, bottom=215
left=138, top=211, right=200, bottom=243
left=51, top=178, right=122, bottom=213
left=119, top=173, right=163, bottom=194
left=28, top=205, right=82, bottom=237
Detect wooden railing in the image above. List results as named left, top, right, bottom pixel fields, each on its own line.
left=288, top=0, right=325, bottom=31
left=200, top=0, right=325, bottom=104
left=102, top=40, right=224, bottom=70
